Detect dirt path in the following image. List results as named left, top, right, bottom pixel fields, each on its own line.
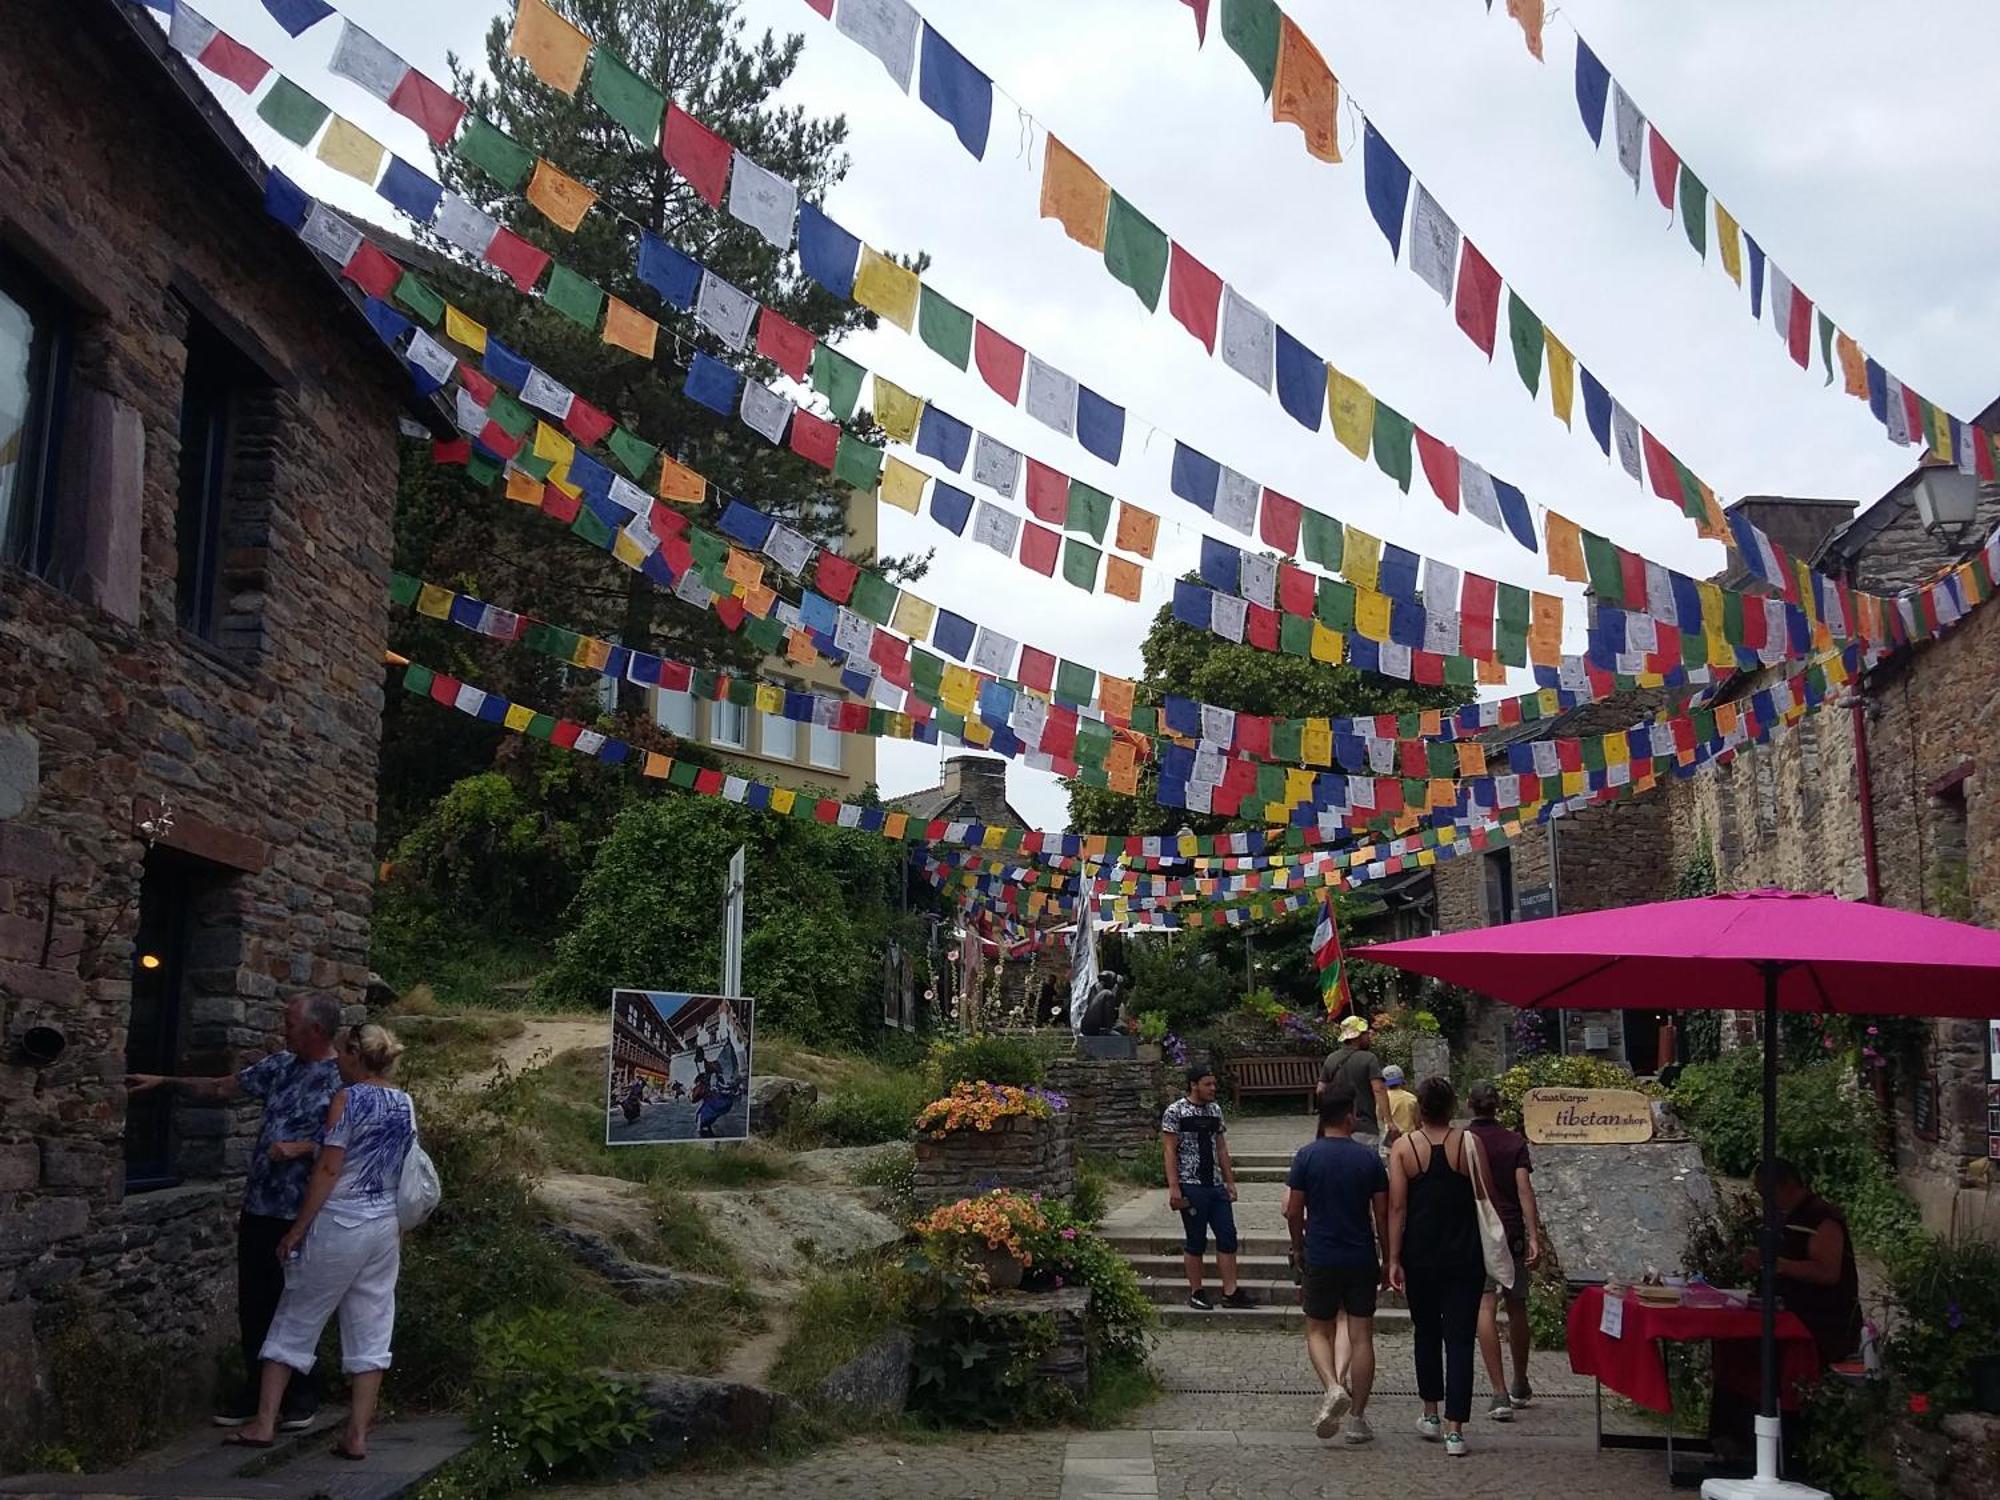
left=492, top=1017, right=602, bottom=1076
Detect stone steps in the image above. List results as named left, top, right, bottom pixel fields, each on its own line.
left=1152, top=1302, right=1411, bottom=1332
left=1104, top=1230, right=1296, bottom=1258
left=1137, top=1276, right=1410, bottom=1319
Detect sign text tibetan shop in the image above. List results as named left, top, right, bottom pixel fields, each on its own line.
left=1522, top=1088, right=1656, bottom=1145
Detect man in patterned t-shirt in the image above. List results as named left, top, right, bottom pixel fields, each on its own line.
left=1161, top=1065, right=1253, bottom=1310
left=128, top=993, right=341, bottom=1429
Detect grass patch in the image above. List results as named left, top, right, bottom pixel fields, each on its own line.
left=1079, top=1355, right=1161, bottom=1428
left=387, top=1005, right=526, bottom=1088
left=768, top=1261, right=910, bottom=1398
left=379, top=934, right=551, bottom=1013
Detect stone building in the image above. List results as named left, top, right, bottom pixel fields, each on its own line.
left=0, top=3, right=434, bottom=1450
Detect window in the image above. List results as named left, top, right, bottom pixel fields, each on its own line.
left=0, top=251, right=71, bottom=575
left=654, top=687, right=696, bottom=738
left=760, top=707, right=795, bottom=761
left=176, top=317, right=270, bottom=647
left=1482, top=848, right=1515, bottom=927
left=809, top=719, right=843, bottom=771
left=710, top=698, right=748, bottom=749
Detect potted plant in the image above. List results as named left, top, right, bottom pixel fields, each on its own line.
left=915, top=1190, right=1048, bottom=1291
left=1135, top=1010, right=1168, bottom=1063
left=914, top=1081, right=1064, bottom=1136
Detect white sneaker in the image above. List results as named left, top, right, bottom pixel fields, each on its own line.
left=1445, top=1431, right=1468, bottom=1458
left=1488, top=1394, right=1515, bottom=1422
left=1313, top=1383, right=1352, bottom=1439
left=1417, top=1413, right=1443, bottom=1442
left=1342, top=1414, right=1375, bottom=1446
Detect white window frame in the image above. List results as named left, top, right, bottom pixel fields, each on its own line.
left=653, top=687, right=696, bottom=738
left=759, top=707, right=796, bottom=762
left=710, top=697, right=749, bottom=750
left=808, top=718, right=842, bottom=771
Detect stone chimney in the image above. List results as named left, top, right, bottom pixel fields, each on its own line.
left=942, top=755, right=1014, bottom=825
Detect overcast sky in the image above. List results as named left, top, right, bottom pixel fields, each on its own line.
left=184, top=0, right=2000, bottom=829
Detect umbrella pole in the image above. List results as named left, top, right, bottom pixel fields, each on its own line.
left=1758, top=960, right=1781, bottom=1463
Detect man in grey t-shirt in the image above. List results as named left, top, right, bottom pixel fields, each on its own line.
left=1320, top=1014, right=1394, bottom=1150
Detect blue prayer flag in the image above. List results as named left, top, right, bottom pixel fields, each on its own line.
left=567, top=450, right=613, bottom=506
left=1580, top=366, right=1613, bottom=455
left=482, top=338, right=531, bottom=391
left=1574, top=40, right=1610, bottom=146
left=1170, top=442, right=1221, bottom=510
left=916, top=405, right=972, bottom=471
left=637, top=232, right=701, bottom=310
left=363, top=297, right=412, bottom=346
left=1362, top=122, right=1412, bottom=258
left=930, top=481, right=973, bottom=535
left=1492, top=478, right=1537, bottom=551
left=262, top=0, right=334, bottom=37
left=719, top=500, right=773, bottom=550
left=798, top=203, right=860, bottom=299
left=263, top=168, right=310, bottom=230
left=1075, top=385, right=1125, bottom=463
left=1172, top=580, right=1213, bottom=631
left=1378, top=543, right=1420, bottom=601
left=1273, top=325, right=1325, bottom=431
left=1163, top=695, right=1201, bottom=738
left=1746, top=234, right=1766, bottom=319
left=800, top=591, right=838, bottom=637
left=1865, top=359, right=1888, bottom=423
left=933, top=609, right=977, bottom=660
left=684, top=351, right=741, bottom=416
left=1389, top=599, right=1425, bottom=648
left=377, top=156, right=442, bottom=224
left=917, top=24, right=991, bottom=160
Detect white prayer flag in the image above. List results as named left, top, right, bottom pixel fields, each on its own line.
left=725, top=152, right=797, bottom=250
left=1210, top=592, right=1247, bottom=643
left=764, top=523, right=815, bottom=576
left=1613, top=86, right=1644, bottom=189
left=740, top=380, right=793, bottom=444
left=1238, top=554, right=1277, bottom=609
left=329, top=21, right=409, bottom=101
left=972, top=433, right=1021, bottom=497
left=1024, top=357, right=1078, bottom=438
left=1219, top=287, right=1275, bottom=390
left=300, top=203, right=364, bottom=265
left=972, top=500, right=1020, bottom=555
left=521, top=367, right=574, bottom=419
left=1408, top=185, right=1459, bottom=302
left=696, top=271, right=757, bottom=350
left=835, top=0, right=920, bottom=92
left=1199, top=704, right=1236, bottom=748
left=434, top=194, right=498, bottom=256
left=1612, top=401, right=1642, bottom=482
left=972, top=626, right=1017, bottom=676
left=1214, top=467, right=1258, bottom=534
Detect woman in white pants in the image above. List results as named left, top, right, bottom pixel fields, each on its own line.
left=227, top=1024, right=412, bottom=1460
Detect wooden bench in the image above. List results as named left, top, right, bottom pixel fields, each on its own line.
left=1230, top=1055, right=1320, bottom=1112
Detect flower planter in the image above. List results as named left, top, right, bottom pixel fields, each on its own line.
left=913, top=1112, right=1077, bottom=1208
left=971, top=1243, right=1025, bottom=1290
left=1136, top=1043, right=1163, bottom=1064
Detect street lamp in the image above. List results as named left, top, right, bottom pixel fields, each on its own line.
left=1913, top=463, right=1981, bottom=546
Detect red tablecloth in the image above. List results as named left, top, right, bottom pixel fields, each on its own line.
left=1566, top=1285, right=1822, bottom=1413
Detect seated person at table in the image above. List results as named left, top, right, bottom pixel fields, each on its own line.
left=1709, top=1158, right=1861, bottom=1462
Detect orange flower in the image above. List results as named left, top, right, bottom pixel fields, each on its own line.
left=915, top=1189, right=1048, bottom=1266
left=914, top=1081, right=1057, bottom=1138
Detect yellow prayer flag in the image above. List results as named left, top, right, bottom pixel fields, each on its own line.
left=445, top=304, right=487, bottom=354
left=1352, top=586, right=1390, bottom=642
left=525, top=158, right=596, bottom=231
left=642, top=752, right=671, bottom=779
left=871, top=376, right=924, bottom=443
left=723, top=548, right=763, bottom=591
left=1929, top=403, right=1953, bottom=463
left=1302, top=719, right=1333, bottom=765
left=416, top=583, right=454, bottom=618
left=1544, top=328, right=1576, bottom=428
left=547, top=469, right=580, bottom=500
left=1309, top=621, right=1343, bottom=664
left=880, top=455, right=926, bottom=514
left=963, top=718, right=993, bottom=748
left=754, top=684, right=783, bottom=714
left=505, top=467, right=543, bottom=505
left=770, top=787, right=797, bottom=815
left=1835, top=333, right=1868, bottom=399
left=611, top=529, right=647, bottom=568
left=603, top=297, right=659, bottom=358
left=504, top=703, right=536, bottom=732
left=1544, top=512, right=1587, bottom=583
left=892, top=591, right=936, bottom=640
left=508, top=0, right=591, bottom=93
left=1561, top=769, right=1587, bottom=798
left=1272, top=17, right=1340, bottom=163
left=940, top=665, right=977, bottom=714
left=1328, top=365, right=1375, bottom=461
left=853, top=247, right=919, bottom=331
left=317, top=115, right=385, bottom=184
left=1603, top=732, right=1629, bottom=767
left=1040, top=135, right=1110, bottom=250
left=575, top=636, right=611, bottom=670
left=533, top=420, right=574, bottom=468
left=1715, top=202, right=1744, bottom=286
left=1343, top=527, right=1382, bottom=592
left=657, top=456, right=705, bottom=504
left=1285, top=768, right=1316, bottom=803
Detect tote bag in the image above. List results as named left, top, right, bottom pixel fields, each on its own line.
left=1465, top=1132, right=1515, bottom=1292
left=396, top=1095, right=442, bottom=1232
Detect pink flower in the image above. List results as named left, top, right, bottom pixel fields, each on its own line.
left=1909, top=1393, right=1930, bottom=1416
left=1061, top=1227, right=1077, bottom=1241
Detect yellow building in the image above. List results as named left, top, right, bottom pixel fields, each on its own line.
left=649, top=491, right=878, bottom=797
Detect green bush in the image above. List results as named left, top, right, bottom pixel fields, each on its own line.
left=1672, top=1051, right=1920, bottom=1260
left=768, top=1259, right=914, bottom=1399
left=1883, top=1234, right=2000, bottom=1413
left=924, top=1034, right=1047, bottom=1092
left=803, top=1073, right=933, bottom=1146
left=471, top=1309, right=650, bottom=1479
left=1495, top=1053, right=1656, bottom=1129
left=1022, top=1202, right=1154, bottom=1365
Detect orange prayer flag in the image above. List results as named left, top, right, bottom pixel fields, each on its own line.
left=785, top=629, right=816, bottom=665
left=1426, top=778, right=1454, bottom=810
left=723, top=548, right=764, bottom=591
left=642, top=752, right=671, bottom=779
left=1098, top=674, right=1136, bottom=723
left=1544, top=512, right=1587, bottom=582
left=602, top=296, right=658, bottom=358
left=505, top=467, right=543, bottom=505
left=1507, top=0, right=1546, bottom=61
left=525, top=158, right=596, bottom=231
left=1272, top=17, right=1340, bottom=164
left=1418, top=710, right=1443, bottom=737
left=1528, top=591, right=1563, bottom=667
left=1114, top=502, right=1158, bottom=558
left=657, top=455, right=705, bottom=504
left=1835, top=333, right=1868, bottom=399
left=1477, top=654, right=1508, bottom=685
left=744, top=583, right=777, bottom=618
left=1454, top=742, right=1487, bottom=777
left=1104, top=555, right=1143, bottom=602
left=508, top=0, right=591, bottom=93
left=1040, top=135, right=1110, bottom=251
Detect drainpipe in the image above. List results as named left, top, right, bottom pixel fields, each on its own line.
left=1850, top=691, right=1882, bottom=906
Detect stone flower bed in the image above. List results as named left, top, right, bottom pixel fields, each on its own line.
left=911, top=1083, right=1077, bottom=1209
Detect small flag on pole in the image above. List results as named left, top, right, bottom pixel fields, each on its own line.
left=1312, top=895, right=1352, bottom=1014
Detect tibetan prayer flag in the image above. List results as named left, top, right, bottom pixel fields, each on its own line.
left=1076, top=386, right=1124, bottom=464
left=509, top=0, right=590, bottom=92
left=1641, top=429, right=1681, bottom=506
left=853, top=246, right=919, bottom=330
left=1613, top=83, right=1643, bottom=189
left=1041, top=135, right=1110, bottom=250
left=755, top=307, right=814, bottom=381
left=1115, top=502, right=1159, bottom=558
left=1104, top=193, right=1169, bottom=312
left=930, top=482, right=973, bottom=535
left=263, top=167, right=310, bottom=230
left=918, top=24, right=991, bottom=158
left=918, top=286, right=973, bottom=369
left=1506, top=292, right=1543, bottom=394
left=1067, top=480, right=1112, bottom=542
left=1818, top=311, right=1837, bottom=386
left=797, top=203, right=859, bottom=298
left=316, top=116, right=383, bottom=183
left=1648, top=127, right=1679, bottom=211
left=834, top=434, right=884, bottom=492
left=915, top=404, right=971, bottom=470
left=1105, top=556, right=1142, bottom=602
left=262, top=0, right=333, bottom=37
left=257, top=76, right=330, bottom=147
left=1545, top=512, right=1586, bottom=582
left=457, top=115, right=534, bottom=189
left=636, top=232, right=700, bottom=309
left=1344, top=527, right=1382, bottom=593
left=1580, top=366, right=1612, bottom=455
left=1529, top=592, right=1563, bottom=667
left=1301, top=509, right=1343, bottom=571
left=837, top=0, right=919, bottom=91
left=812, top=345, right=865, bottom=420
left=1361, top=121, right=1411, bottom=256
left=1415, top=429, right=1459, bottom=512
left=1407, top=186, right=1458, bottom=302
left=1259, top=489, right=1302, bottom=554
left=1715, top=201, right=1744, bottom=285
left=1025, top=461, right=1068, bottom=524
left=606, top=425, right=658, bottom=479
left=1836, top=332, right=1867, bottom=399
left=1220, top=288, right=1274, bottom=390
left=1062, top=538, right=1101, bottom=591
left=871, top=376, right=924, bottom=443
left=657, top=456, right=704, bottom=504
left=485, top=226, right=550, bottom=292
left=1021, top=522, right=1060, bottom=577
left=1678, top=167, right=1708, bottom=258
left=683, top=352, right=739, bottom=417
left=1544, top=328, right=1575, bottom=427
left=1221, top=0, right=1282, bottom=97
left=973, top=323, right=1026, bottom=402
left=1328, top=366, right=1374, bottom=461
left=1272, top=16, right=1339, bottom=162
left=1168, top=242, right=1224, bottom=352
left=378, top=155, right=442, bottom=223
left=544, top=263, right=604, bottom=329
left=663, top=104, right=732, bottom=206
left=1274, top=326, right=1326, bottom=431
left=589, top=49, right=664, bottom=144
left=1786, top=287, right=1813, bottom=369
left=1574, top=37, right=1609, bottom=145
left=1454, top=239, right=1502, bottom=358
left=527, top=159, right=596, bottom=231
left=341, top=240, right=400, bottom=300
left=389, top=68, right=464, bottom=146
left=1508, top=0, right=1546, bottom=59
left=394, top=272, right=445, bottom=326
left=444, top=303, right=487, bottom=354
left=1494, top=478, right=1536, bottom=551
left=1372, top=401, right=1414, bottom=493
left=1582, top=530, right=1622, bottom=603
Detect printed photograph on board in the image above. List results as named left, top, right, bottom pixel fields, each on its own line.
left=605, top=991, right=752, bottom=1145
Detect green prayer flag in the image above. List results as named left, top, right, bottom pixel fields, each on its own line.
left=486, top=390, right=532, bottom=438
left=1519, top=695, right=1545, bottom=724
left=393, top=272, right=445, bottom=326
left=257, top=76, right=330, bottom=147
left=1075, top=719, right=1112, bottom=766
left=911, top=649, right=944, bottom=693
left=727, top=679, right=756, bottom=707
left=699, top=559, right=731, bottom=593
left=850, top=569, right=898, bottom=624
left=1316, top=577, right=1355, bottom=632
left=1681, top=628, right=1707, bottom=672
left=743, top=615, right=784, bottom=653
left=1444, top=654, right=1475, bottom=689
left=515, top=449, right=553, bottom=482
left=526, top=713, right=557, bottom=741
left=812, top=345, right=865, bottom=420
left=1582, top=531, right=1623, bottom=604
left=387, top=572, right=421, bottom=607
left=834, top=433, right=884, bottom=492
left=1692, top=709, right=1716, bottom=744
left=1818, top=311, right=1836, bottom=386
left=589, top=49, right=665, bottom=145
left=1061, top=538, right=1101, bottom=591
left=1723, top=588, right=1746, bottom=646
left=1103, top=193, right=1169, bottom=312
left=690, top=668, right=719, bottom=698
left=1401, top=778, right=1424, bottom=810
left=1075, top=764, right=1108, bottom=790
left=1497, top=582, right=1530, bottom=632
left=1671, top=457, right=1708, bottom=522
left=464, top=452, right=501, bottom=487
left=1220, top=0, right=1282, bottom=99
left=606, top=426, right=657, bottom=480
left=1678, top=168, right=1708, bottom=258
left=786, top=783, right=817, bottom=813
left=1066, top=480, right=1111, bottom=543
left=1372, top=401, right=1414, bottom=492
left=687, top=530, right=725, bottom=570
left=571, top=509, right=614, bottom=548
left=455, top=115, right=534, bottom=190
left=544, top=263, right=605, bottom=329
left=1279, top=614, right=1312, bottom=657
left=1301, top=509, right=1345, bottom=571
left=1255, top=764, right=1285, bottom=804
left=1129, top=705, right=1158, bottom=737
left=668, top=760, right=699, bottom=788
left=1580, top=735, right=1607, bottom=773
left=917, top=286, right=974, bottom=370
left=1055, top=659, right=1095, bottom=706
left=1271, top=719, right=1304, bottom=763
left=936, top=710, right=967, bottom=740
left=1507, top=292, right=1544, bottom=396
left=401, top=662, right=433, bottom=696
left=1427, top=741, right=1456, bottom=778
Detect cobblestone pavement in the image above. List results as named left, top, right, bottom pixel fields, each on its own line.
left=570, top=1330, right=1687, bottom=1499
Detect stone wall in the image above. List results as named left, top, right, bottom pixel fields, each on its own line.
left=912, top=1114, right=1077, bottom=1209
left=1042, top=1057, right=1165, bottom=1165
left=0, top=5, right=407, bottom=1453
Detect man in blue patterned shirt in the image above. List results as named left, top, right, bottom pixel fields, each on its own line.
left=128, top=992, right=341, bottom=1428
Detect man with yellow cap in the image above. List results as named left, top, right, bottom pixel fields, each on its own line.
left=1320, top=1014, right=1396, bottom=1154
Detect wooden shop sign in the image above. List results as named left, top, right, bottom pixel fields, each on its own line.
left=1522, top=1088, right=1656, bottom=1145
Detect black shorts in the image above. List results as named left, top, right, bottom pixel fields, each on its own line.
left=1302, top=1263, right=1380, bottom=1321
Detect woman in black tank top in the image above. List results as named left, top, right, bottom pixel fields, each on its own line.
left=1387, top=1076, right=1486, bottom=1455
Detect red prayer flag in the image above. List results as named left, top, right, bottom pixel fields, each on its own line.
left=1167, top=242, right=1223, bottom=353
left=870, top=630, right=909, bottom=673
left=1787, top=292, right=1813, bottom=369
left=713, top=595, right=745, bottom=631
left=663, top=104, right=732, bottom=207
left=1619, top=548, right=1647, bottom=606
left=789, top=407, right=838, bottom=468
left=657, top=659, right=692, bottom=692
left=1025, top=461, right=1069, bottom=523
left=973, top=323, right=1025, bottom=402
left=1259, top=488, right=1302, bottom=553
left=804, top=0, right=834, bottom=16
left=1453, top=240, right=1502, bottom=358
left=1020, top=522, right=1060, bottom=576
left=1648, top=128, right=1679, bottom=211
left=428, top=672, right=462, bottom=706
left=1246, top=603, right=1279, bottom=651
left=1415, top=429, right=1460, bottom=511
left=200, top=32, right=270, bottom=92
left=1901, top=384, right=1922, bottom=441
left=1740, top=595, right=1768, bottom=649
left=389, top=70, right=466, bottom=147
left=694, top=768, right=725, bottom=795
left=342, top=240, right=401, bottom=300
left=1640, top=429, right=1681, bottom=504
left=431, top=437, right=470, bottom=466
left=551, top=719, right=583, bottom=749
left=476, top=420, right=521, bottom=460
left=1978, top=429, right=1997, bottom=482
left=815, top=550, right=858, bottom=603
left=1412, top=651, right=1443, bottom=686
left=1277, top=564, right=1315, bottom=617
left=1556, top=738, right=1582, bottom=773
left=1400, top=740, right=1427, bottom=778
left=564, top=395, right=614, bottom=447
left=755, top=307, right=815, bottom=382
left=648, top=503, right=687, bottom=545
left=1234, top=713, right=1271, bottom=759
left=458, top=363, right=497, bottom=405
left=1040, top=708, right=1077, bottom=759
left=484, top=226, right=550, bottom=291
left=1178, top=0, right=1211, bottom=43
left=1018, top=647, right=1056, bottom=693
left=1460, top=574, right=1495, bottom=656
left=540, top=485, right=580, bottom=523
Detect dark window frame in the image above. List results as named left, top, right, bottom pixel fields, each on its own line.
left=0, top=248, right=73, bottom=577
left=173, top=307, right=275, bottom=656
left=125, top=849, right=198, bottom=1192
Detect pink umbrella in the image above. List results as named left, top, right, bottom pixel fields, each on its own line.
left=1364, top=890, right=2000, bottom=1500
